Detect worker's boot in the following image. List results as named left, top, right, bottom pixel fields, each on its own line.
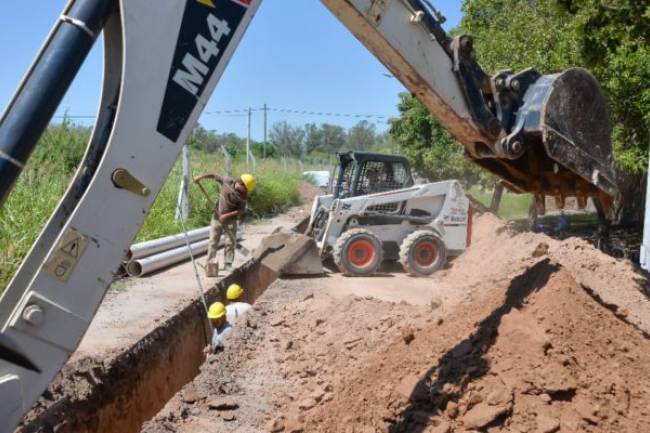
left=206, top=262, right=219, bottom=278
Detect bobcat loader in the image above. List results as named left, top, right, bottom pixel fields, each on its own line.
left=307, top=151, right=471, bottom=276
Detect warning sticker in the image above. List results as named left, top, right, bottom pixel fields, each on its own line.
left=43, top=228, right=89, bottom=283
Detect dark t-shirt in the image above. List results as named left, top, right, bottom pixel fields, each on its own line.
left=214, top=175, right=247, bottom=219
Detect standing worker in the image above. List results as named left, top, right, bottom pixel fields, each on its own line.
left=194, top=172, right=256, bottom=277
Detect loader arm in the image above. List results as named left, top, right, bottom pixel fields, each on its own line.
left=0, top=0, right=618, bottom=430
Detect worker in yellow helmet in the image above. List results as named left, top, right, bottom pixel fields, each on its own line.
left=225, top=283, right=252, bottom=323
left=207, top=302, right=232, bottom=352
left=194, top=172, right=256, bottom=277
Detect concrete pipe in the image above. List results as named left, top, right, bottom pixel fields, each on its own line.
left=125, top=239, right=210, bottom=277
left=127, top=226, right=210, bottom=260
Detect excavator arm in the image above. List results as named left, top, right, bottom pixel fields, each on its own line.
left=323, top=0, right=618, bottom=214
left=0, top=0, right=617, bottom=430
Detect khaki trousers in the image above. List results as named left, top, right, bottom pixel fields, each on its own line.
left=207, top=215, right=237, bottom=268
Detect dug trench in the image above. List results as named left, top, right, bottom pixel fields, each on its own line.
left=16, top=215, right=312, bottom=433
left=18, top=211, right=650, bottom=433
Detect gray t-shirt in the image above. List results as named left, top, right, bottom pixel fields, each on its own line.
left=212, top=322, right=233, bottom=352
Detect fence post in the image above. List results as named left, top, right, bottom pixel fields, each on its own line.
left=249, top=152, right=257, bottom=174
left=220, top=145, right=232, bottom=177
left=175, top=144, right=191, bottom=223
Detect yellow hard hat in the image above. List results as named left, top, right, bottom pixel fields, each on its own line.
left=207, top=302, right=226, bottom=319
left=240, top=173, right=256, bottom=192
left=226, top=283, right=244, bottom=301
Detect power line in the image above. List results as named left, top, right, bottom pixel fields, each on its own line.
left=53, top=105, right=394, bottom=122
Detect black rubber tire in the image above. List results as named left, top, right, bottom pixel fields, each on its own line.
left=399, top=230, right=447, bottom=277
left=333, top=228, right=383, bottom=276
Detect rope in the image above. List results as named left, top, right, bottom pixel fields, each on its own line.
left=175, top=200, right=214, bottom=348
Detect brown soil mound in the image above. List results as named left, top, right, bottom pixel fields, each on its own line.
left=436, top=213, right=650, bottom=334
left=303, top=261, right=650, bottom=433
left=139, top=212, right=650, bottom=433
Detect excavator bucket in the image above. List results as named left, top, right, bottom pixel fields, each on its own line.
left=469, top=68, right=618, bottom=218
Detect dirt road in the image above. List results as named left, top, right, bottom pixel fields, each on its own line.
left=142, top=212, right=650, bottom=433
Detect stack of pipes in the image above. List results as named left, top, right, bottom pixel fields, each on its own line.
left=123, top=227, right=213, bottom=277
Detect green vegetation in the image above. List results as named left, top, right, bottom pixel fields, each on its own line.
left=1, top=120, right=305, bottom=293
left=264, top=120, right=397, bottom=159
left=1, top=120, right=89, bottom=295
left=469, top=187, right=533, bottom=220
left=389, top=93, right=487, bottom=187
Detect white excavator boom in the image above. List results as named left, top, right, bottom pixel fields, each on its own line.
left=0, top=0, right=261, bottom=428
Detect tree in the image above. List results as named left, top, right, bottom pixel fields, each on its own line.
left=389, top=93, right=483, bottom=186
left=269, top=121, right=306, bottom=158
left=320, top=123, right=347, bottom=153
left=304, top=123, right=322, bottom=154
left=347, top=120, right=376, bottom=151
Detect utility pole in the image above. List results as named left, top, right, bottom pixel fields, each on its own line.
left=263, top=103, right=268, bottom=159
left=246, top=107, right=251, bottom=168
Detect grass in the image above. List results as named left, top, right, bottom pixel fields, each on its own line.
left=468, top=186, right=533, bottom=220
left=137, top=154, right=304, bottom=241
left=1, top=123, right=307, bottom=293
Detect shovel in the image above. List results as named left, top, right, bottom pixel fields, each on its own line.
left=195, top=179, right=250, bottom=257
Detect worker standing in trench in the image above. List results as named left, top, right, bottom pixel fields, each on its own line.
left=194, top=172, right=256, bottom=277
left=207, top=302, right=232, bottom=353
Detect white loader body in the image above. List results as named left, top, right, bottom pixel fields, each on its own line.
left=309, top=179, right=471, bottom=259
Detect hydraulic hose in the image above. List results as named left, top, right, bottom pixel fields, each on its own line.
left=0, top=0, right=112, bottom=206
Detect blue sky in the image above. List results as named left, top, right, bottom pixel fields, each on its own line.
left=0, top=1, right=462, bottom=140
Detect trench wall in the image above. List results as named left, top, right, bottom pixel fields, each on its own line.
left=18, top=218, right=307, bottom=433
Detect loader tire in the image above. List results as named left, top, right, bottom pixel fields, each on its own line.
left=334, top=228, right=383, bottom=276
left=400, top=230, right=447, bottom=277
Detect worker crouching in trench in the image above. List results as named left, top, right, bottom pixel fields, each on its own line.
left=207, top=284, right=253, bottom=353
left=194, top=172, right=256, bottom=277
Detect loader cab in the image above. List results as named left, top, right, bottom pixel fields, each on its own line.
left=333, top=151, right=414, bottom=199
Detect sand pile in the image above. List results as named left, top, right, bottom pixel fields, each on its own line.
left=303, top=261, right=650, bottom=433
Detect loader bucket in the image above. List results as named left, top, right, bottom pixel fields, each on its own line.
left=473, top=68, right=618, bottom=218
left=251, top=231, right=324, bottom=277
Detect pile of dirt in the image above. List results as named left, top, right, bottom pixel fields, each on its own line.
left=303, top=261, right=650, bottom=433
left=298, top=181, right=322, bottom=205
left=141, top=282, right=432, bottom=433
left=436, top=213, right=650, bottom=334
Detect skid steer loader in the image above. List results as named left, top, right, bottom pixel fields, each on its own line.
left=307, top=152, right=471, bottom=276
